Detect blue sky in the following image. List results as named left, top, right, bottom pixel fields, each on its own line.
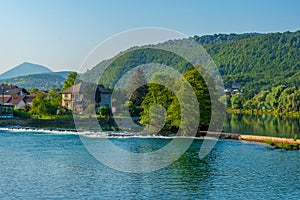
left=0, top=0, right=299, bottom=73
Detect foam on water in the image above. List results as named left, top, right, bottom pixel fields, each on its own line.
left=0, top=127, right=77, bottom=135
left=0, top=126, right=209, bottom=140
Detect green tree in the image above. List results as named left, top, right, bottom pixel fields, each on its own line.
left=127, top=68, right=148, bottom=117
left=182, top=67, right=211, bottom=126
left=140, top=72, right=178, bottom=131
left=140, top=67, right=212, bottom=135
left=231, top=94, right=243, bottom=109
left=28, top=88, right=39, bottom=93
left=48, top=88, right=62, bottom=109
left=62, top=72, right=81, bottom=91
left=99, top=105, right=112, bottom=121
left=29, top=93, right=57, bottom=116
left=265, top=85, right=286, bottom=110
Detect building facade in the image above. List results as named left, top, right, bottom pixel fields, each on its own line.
left=61, top=82, right=112, bottom=114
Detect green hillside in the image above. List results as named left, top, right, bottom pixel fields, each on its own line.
left=81, top=30, right=300, bottom=92
left=203, top=31, right=300, bottom=91
left=1, top=73, right=68, bottom=90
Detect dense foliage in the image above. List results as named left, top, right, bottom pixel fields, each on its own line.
left=82, top=48, right=191, bottom=88
left=82, top=30, right=299, bottom=94
left=127, top=68, right=149, bottom=117
left=140, top=67, right=211, bottom=135
left=29, top=89, right=62, bottom=117
left=231, top=85, right=300, bottom=114
left=8, top=30, right=300, bottom=119
left=203, top=31, right=300, bottom=92
left=62, top=72, right=81, bottom=91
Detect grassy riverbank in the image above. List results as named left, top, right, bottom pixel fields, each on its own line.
left=227, top=108, right=300, bottom=118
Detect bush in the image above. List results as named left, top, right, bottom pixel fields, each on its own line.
left=98, top=105, right=112, bottom=119
left=13, top=109, right=31, bottom=119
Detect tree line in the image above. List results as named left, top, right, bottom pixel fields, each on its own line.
left=228, top=85, right=300, bottom=116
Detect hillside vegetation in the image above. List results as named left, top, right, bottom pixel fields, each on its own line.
left=81, top=30, right=300, bottom=93
left=201, top=31, right=300, bottom=91
left=1, top=73, right=66, bottom=90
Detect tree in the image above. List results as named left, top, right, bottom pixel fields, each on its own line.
left=28, top=88, right=39, bottom=93
left=265, top=85, right=286, bottom=110
left=48, top=88, right=62, bottom=109
left=62, top=72, right=81, bottom=91
left=140, top=67, right=212, bottom=135
left=231, top=94, right=243, bottom=109
left=127, top=68, right=148, bottom=117
left=29, top=89, right=62, bottom=116
left=99, top=105, right=112, bottom=121
left=181, top=67, right=211, bottom=126
left=29, top=93, right=57, bottom=116
left=140, top=72, right=178, bottom=131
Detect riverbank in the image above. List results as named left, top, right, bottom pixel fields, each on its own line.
left=0, top=118, right=75, bottom=129
left=206, top=132, right=300, bottom=150
left=227, top=109, right=300, bottom=118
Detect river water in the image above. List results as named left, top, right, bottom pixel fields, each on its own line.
left=0, top=114, right=299, bottom=199
left=223, top=113, right=300, bottom=137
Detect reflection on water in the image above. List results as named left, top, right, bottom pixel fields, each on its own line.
left=0, top=125, right=299, bottom=199
left=223, top=113, right=300, bottom=137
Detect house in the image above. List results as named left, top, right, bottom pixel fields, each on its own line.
left=24, top=95, right=36, bottom=107
left=10, top=95, right=26, bottom=109
left=0, top=95, right=26, bottom=109
left=0, top=84, right=35, bottom=118
left=232, top=83, right=241, bottom=89
left=0, top=95, right=12, bottom=104
left=0, top=94, right=14, bottom=118
left=0, top=104, right=14, bottom=118
left=224, top=88, right=232, bottom=93
left=1, top=84, right=29, bottom=96
left=1, top=84, right=34, bottom=110
left=231, top=89, right=241, bottom=95
left=97, top=85, right=113, bottom=107
left=61, top=82, right=112, bottom=114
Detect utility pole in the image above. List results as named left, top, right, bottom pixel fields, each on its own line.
left=1, top=84, right=4, bottom=105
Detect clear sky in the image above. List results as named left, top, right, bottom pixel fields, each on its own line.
left=0, top=0, right=299, bottom=73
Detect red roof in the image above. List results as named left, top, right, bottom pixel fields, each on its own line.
left=9, top=95, right=26, bottom=105
left=0, top=85, right=29, bottom=95
left=62, top=82, right=85, bottom=94
left=0, top=96, right=12, bottom=103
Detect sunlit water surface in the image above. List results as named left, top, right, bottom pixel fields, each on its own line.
left=0, top=128, right=299, bottom=199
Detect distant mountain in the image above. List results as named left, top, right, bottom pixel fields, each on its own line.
left=52, top=71, right=73, bottom=79
left=0, top=62, right=73, bottom=89
left=0, top=62, right=52, bottom=79
left=0, top=72, right=71, bottom=90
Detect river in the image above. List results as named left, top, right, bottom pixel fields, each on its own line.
left=0, top=114, right=299, bottom=199
left=223, top=113, right=300, bottom=138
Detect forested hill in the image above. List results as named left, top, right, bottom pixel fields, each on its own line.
left=81, top=30, right=300, bottom=92
left=193, top=32, right=262, bottom=45
left=202, top=30, right=300, bottom=91
left=1, top=73, right=67, bottom=90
